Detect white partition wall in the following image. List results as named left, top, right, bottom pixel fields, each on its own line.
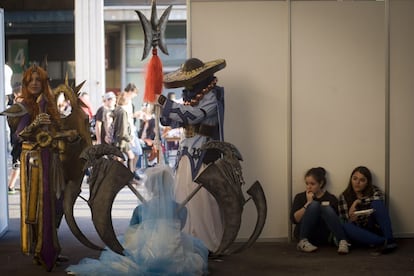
left=291, top=2, right=386, bottom=204
left=75, top=0, right=106, bottom=112
left=189, top=1, right=289, bottom=240
left=188, top=0, right=414, bottom=240
left=389, top=0, right=414, bottom=237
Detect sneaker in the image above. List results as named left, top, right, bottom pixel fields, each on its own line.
left=8, top=188, right=16, bottom=195
left=371, top=240, right=398, bottom=256
left=133, top=171, right=141, bottom=181
left=297, top=239, right=318, bottom=252
left=57, top=255, right=69, bottom=262
left=32, top=256, right=41, bottom=265
left=383, top=241, right=398, bottom=254
left=337, top=240, right=350, bottom=254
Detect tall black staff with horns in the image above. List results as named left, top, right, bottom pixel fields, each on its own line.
left=136, top=0, right=172, bottom=163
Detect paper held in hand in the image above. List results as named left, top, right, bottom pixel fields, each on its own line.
left=354, top=209, right=375, bottom=216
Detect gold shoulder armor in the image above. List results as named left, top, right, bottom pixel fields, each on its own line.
left=0, top=103, right=28, bottom=133
left=0, top=102, right=28, bottom=117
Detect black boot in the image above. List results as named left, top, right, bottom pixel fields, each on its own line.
left=128, top=159, right=140, bottom=180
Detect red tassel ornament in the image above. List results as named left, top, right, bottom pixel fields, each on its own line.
left=144, top=48, right=163, bottom=103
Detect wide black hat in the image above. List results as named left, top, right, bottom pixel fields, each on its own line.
left=163, top=58, right=226, bottom=88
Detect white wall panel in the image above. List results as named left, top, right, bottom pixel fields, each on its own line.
left=188, top=0, right=414, bottom=240
left=389, top=0, right=414, bottom=236
left=75, top=0, right=105, bottom=112
left=291, top=1, right=386, bottom=199
left=189, top=1, right=289, bottom=240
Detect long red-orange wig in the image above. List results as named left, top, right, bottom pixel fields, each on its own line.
left=21, top=65, right=60, bottom=125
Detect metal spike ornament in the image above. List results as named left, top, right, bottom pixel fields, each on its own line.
left=136, top=0, right=172, bottom=103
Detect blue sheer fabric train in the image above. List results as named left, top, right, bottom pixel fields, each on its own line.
left=66, top=165, right=209, bottom=275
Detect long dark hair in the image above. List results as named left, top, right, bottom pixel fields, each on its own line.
left=305, top=167, right=327, bottom=188
left=124, top=83, right=137, bottom=92
left=342, top=166, right=373, bottom=206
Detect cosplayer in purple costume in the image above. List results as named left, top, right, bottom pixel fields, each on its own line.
left=13, top=65, right=64, bottom=271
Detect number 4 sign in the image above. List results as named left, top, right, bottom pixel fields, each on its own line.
left=8, top=39, right=28, bottom=87
left=8, top=39, right=28, bottom=73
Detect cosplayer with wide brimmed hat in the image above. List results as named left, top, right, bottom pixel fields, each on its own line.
left=155, top=57, right=227, bottom=253
left=163, top=58, right=226, bottom=89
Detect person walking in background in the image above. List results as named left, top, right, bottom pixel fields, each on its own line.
left=56, top=91, right=72, bottom=117
left=95, top=91, right=116, bottom=145
left=121, top=83, right=142, bottom=169
left=137, top=104, right=158, bottom=167
left=4, top=85, right=22, bottom=194
left=123, top=82, right=140, bottom=125
left=4, top=63, right=14, bottom=152
left=338, top=166, right=397, bottom=255
left=112, top=92, right=139, bottom=176
left=78, top=91, right=94, bottom=120
left=291, top=167, right=349, bottom=254
left=122, top=83, right=140, bottom=126
left=78, top=91, right=95, bottom=141
left=4, top=63, right=13, bottom=103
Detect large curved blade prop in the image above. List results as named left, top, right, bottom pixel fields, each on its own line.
left=194, top=163, right=244, bottom=256
left=63, top=179, right=104, bottom=251
left=88, top=159, right=134, bottom=255
left=55, top=80, right=100, bottom=251
left=194, top=141, right=245, bottom=256
left=194, top=141, right=267, bottom=256
left=226, top=181, right=267, bottom=254
left=66, top=144, right=145, bottom=255
left=80, top=144, right=133, bottom=255
left=64, top=144, right=127, bottom=252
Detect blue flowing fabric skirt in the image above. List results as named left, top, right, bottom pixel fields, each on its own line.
left=66, top=219, right=208, bottom=275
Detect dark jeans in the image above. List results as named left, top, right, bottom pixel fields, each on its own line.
left=342, top=200, right=394, bottom=246
left=298, top=201, right=347, bottom=245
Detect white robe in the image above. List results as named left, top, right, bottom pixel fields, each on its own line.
left=174, top=157, right=223, bottom=252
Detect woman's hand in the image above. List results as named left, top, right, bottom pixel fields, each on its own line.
left=352, top=199, right=362, bottom=207
left=306, top=191, right=314, bottom=204
left=34, top=113, right=51, bottom=127
left=144, top=138, right=153, bottom=146
left=19, top=113, right=52, bottom=139
left=349, top=212, right=358, bottom=222
left=348, top=199, right=362, bottom=221
left=293, top=191, right=314, bottom=223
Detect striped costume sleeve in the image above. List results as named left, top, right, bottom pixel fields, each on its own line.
left=338, top=194, right=349, bottom=222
